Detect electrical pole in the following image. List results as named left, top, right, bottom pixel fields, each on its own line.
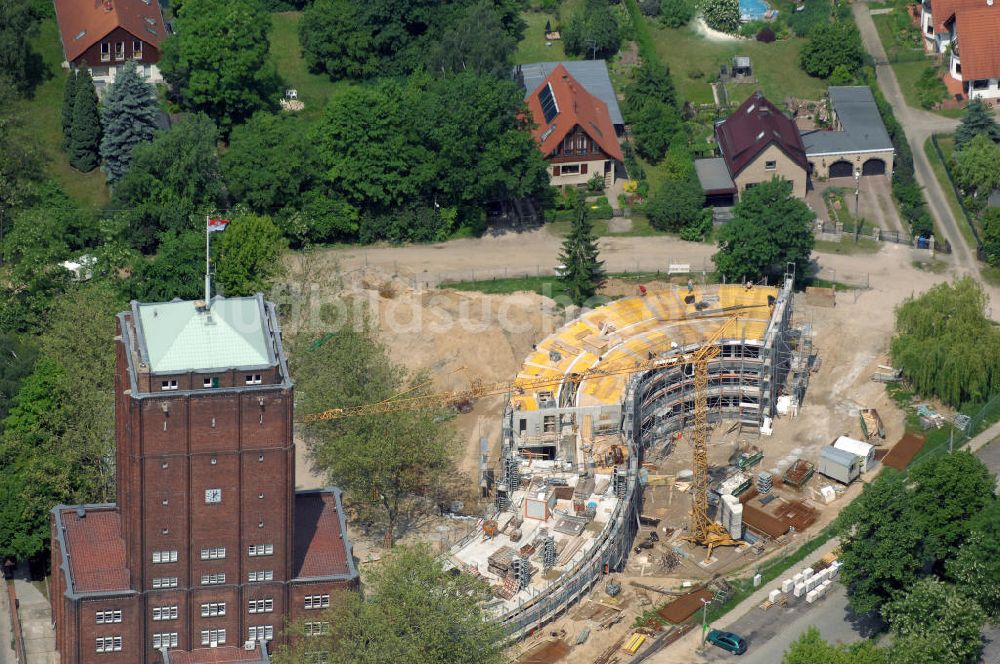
left=700, top=598, right=710, bottom=647
left=854, top=169, right=861, bottom=243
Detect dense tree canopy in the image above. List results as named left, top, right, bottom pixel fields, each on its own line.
left=982, top=207, right=1000, bottom=266
left=427, top=1, right=519, bottom=78
left=113, top=114, right=228, bottom=253
left=69, top=69, right=102, bottom=172
left=660, top=0, right=695, bottom=27
left=800, top=23, right=865, bottom=78
left=624, top=62, right=681, bottom=161
left=0, top=0, right=41, bottom=95
left=909, top=451, right=995, bottom=566
left=563, top=0, right=621, bottom=59
left=713, top=179, right=815, bottom=282
left=951, top=134, right=1000, bottom=202
left=0, top=76, right=43, bottom=243
left=884, top=579, right=985, bottom=664
left=954, top=99, right=1000, bottom=149
left=645, top=178, right=704, bottom=231
left=948, top=500, right=1000, bottom=620
left=160, top=0, right=280, bottom=132
left=783, top=627, right=888, bottom=664
left=313, top=72, right=549, bottom=242
left=890, top=277, right=1000, bottom=406
left=215, top=213, right=285, bottom=297
left=273, top=546, right=504, bottom=664
left=99, top=61, right=160, bottom=183
left=836, top=470, right=923, bottom=615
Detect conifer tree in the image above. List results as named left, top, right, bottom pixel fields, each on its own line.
left=558, top=193, right=605, bottom=306
left=69, top=69, right=102, bottom=172
left=100, top=62, right=159, bottom=183
left=955, top=99, right=1000, bottom=150
left=61, top=70, right=77, bottom=150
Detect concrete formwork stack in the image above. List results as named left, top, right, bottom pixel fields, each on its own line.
left=718, top=494, right=744, bottom=540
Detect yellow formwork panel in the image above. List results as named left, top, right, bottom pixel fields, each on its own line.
left=511, top=285, right=780, bottom=411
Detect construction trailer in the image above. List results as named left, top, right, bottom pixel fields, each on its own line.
left=833, top=436, right=876, bottom=472
left=818, top=446, right=861, bottom=485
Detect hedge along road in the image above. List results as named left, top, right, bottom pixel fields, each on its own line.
left=851, top=1, right=978, bottom=276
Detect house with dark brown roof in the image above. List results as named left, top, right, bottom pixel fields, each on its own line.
left=50, top=295, right=358, bottom=664
left=52, top=0, right=167, bottom=88
left=920, top=0, right=1000, bottom=101
left=525, top=64, right=624, bottom=187
left=709, top=91, right=809, bottom=199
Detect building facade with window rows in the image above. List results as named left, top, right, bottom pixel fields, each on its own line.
left=51, top=295, right=358, bottom=664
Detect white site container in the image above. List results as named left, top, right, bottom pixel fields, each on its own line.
left=781, top=579, right=794, bottom=593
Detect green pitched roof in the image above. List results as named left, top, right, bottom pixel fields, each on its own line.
left=135, top=296, right=274, bottom=373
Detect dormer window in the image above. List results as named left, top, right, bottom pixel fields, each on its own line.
left=161, top=380, right=178, bottom=391
left=203, top=377, right=219, bottom=388
left=245, top=374, right=262, bottom=385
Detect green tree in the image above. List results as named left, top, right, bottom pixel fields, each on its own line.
left=783, top=626, right=889, bottom=664
left=563, top=0, right=621, bottom=59
left=713, top=179, right=815, bottom=282
left=0, top=284, right=122, bottom=560
left=909, top=452, right=995, bottom=566
left=890, top=277, right=1000, bottom=406
left=982, top=206, right=1000, bottom=266
left=0, top=75, right=43, bottom=247
left=222, top=112, right=317, bottom=216
left=160, top=0, right=279, bottom=133
left=660, top=0, right=695, bottom=27
left=836, top=470, right=924, bottom=615
left=295, top=316, right=459, bottom=547
left=215, top=213, right=285, bottom=296
left=624, top=61, right=681, bottom=161
left=558, top=196, right=606, bottom=306
left=884, top=579, right=985, bottom=664
left=273, top=546, right=504, bottom=664
left=949, top=500, right=1000, bottom=620
left=112, top=114, right=228, bottom=253
left=0, top=0, right=41, bottom=95
left=99, top=61, right=160, bottom=183
left=952, top=134, right=1000, bottom=200
left=299, top=0, right=371, bottom=80
left=829, top=64, right=857, bottom=86
left=0, top=334, right=37, bottom=424
left=701, top=0, right=741, bottom=34
left=427, top=1, right=518, bottom=78
left=131, top=230, right=204, bottom=301
left=887, top=635, right=953, bottom=664
left=69, top=69, right=102, bottom=172
left=915, top=66, right=947, bottom=110
left=954, top=98, right=1000, bottom=149
left=61, top=70, right=76, bottom=149
left=800, top=23, right=864, bottom=78
left=646, top=178, right=704, bottom=231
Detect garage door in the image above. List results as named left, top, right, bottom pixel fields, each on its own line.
left=829, top=160, right=853, bottom=178
left=862, top=158, right=886, bottom=176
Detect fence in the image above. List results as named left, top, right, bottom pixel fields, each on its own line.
left=6, top=581, right=26, bottom=663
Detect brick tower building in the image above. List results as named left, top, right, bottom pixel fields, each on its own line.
left=50, top=294, right=358, bottom=663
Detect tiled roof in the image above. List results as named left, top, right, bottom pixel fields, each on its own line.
left=58, top=507, right=131, bottom=594
left=293, top=490, right=354, bottom=580
left=134, top=295, right=274, bottom=374
left=164, top=645, right=267, bottom=664
left=53, top=0, right=166, bottom=62
left=716, top=92, right=808, bottom=177
left=525, top=64, right=623, bottom=162
left=931, top=0, right=989, bottom=31
left=518, top=60, right=624, bottom=126
left=955, top=6, right=1000, bottom=80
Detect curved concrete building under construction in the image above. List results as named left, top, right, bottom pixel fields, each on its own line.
left=447, top=277, right=795, bottom=640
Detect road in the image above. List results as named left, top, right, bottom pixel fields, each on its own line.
left=852, top=2, right=978, bottom=276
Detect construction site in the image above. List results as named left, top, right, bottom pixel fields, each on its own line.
left=289, top=246, right=919, bottom=662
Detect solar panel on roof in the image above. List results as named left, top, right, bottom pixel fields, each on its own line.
left=538, top=83, right=559, bottom=123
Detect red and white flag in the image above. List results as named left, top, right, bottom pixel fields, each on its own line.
left=207, top=218, right=230, bottom=233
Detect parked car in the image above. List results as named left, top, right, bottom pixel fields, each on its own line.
left=706, top=629, right=747, bottom=655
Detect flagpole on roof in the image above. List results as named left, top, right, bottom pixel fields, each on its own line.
left=205, top=215, right=211, bottom=305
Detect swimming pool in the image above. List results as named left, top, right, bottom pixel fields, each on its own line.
left=740, top=0, right=771, bottom=21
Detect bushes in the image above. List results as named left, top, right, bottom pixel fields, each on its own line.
left=564, top=0, right=621, bottom=59
left=659, top=0, right=695, bottom=27
left=756, top=26, right=776, bottom=42
left=645, top=178, right=704, bottom=231
left=785, top=0, right=832, bottom=36
left=916, top=66, right=948, bottom=109
left=799, top=23, right=865, bottom=78
left=701, top=0, right=741, bottom=34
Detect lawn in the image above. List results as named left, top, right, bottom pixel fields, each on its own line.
left=270, top=12, right=355, bottom=120
left=646, top=23, right=827, bottom=106
left=515, top=9, right=580, bottom=64
left=813, top=238, right=881, bottom=255
left=16, top=19, right=110, bottom=210
left=546, top=215, right=665, bottom=237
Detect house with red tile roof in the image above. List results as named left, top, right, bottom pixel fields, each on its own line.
left=525, top=64, right=623, bottom=187
left=52, top=0, right=167, bottom=88
left=50, top=294, right=358, bottom=664
left=921, top=0, right=1000, bottom=101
